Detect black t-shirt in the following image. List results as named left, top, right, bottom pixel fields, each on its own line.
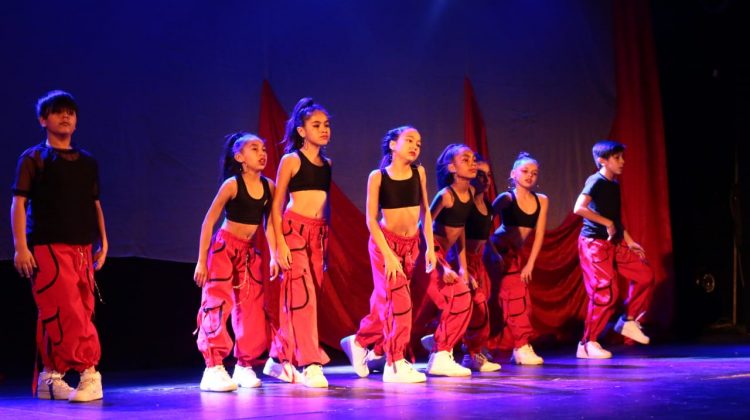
left=12, top=142, right=100, bottom=245
left=579, top=172, right=624, bottom=241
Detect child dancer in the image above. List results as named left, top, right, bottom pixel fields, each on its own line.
left=340, top=126, right=435, bottom=383
left=264, top=97, right=332, bottom=388
left=491, top=152, right=547, bottom=365
left=194, top=132, right=277, bottom=392
left=419, top=144, right=478, bottom=376
left=459, top=157, right=502, bottom=372
left=574, top=140, right=653, bottom=359
left=11, top=90, right=108, bottom=402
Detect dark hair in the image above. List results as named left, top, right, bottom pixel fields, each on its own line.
left=592, top=140, right=625, bottom=168
left=282, top=97, right=330, bottom=153
left=222, top=131, right=264, bottom=180
left=380, top=125, right=416, bottom=168
left=436, top=143, right=472, bottom=189
left=509, top=151, right=539, bottom=187
left=36, top=90, right=78, bottom=118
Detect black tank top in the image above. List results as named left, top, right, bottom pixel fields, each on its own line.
left=379, top=166, right=421, bottom=209
left=287, top=150, right=331, bottom=192
left=500, top=190, right=540, bottom=228
left=225, top=175, right=271, bottom=225
left=434, top=187, right=474, bottom=228
left=465, top=199, right=493, bottom=240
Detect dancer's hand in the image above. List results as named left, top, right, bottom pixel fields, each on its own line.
left=276, top=242, right=292, bottom=271
left=521, top=263, right=534, bottom=284
left=194, top=261, right=208, bottom=287
left=14, top=248, right=37, bottom=278
left=425, top=249, right=436, bottom=274
left=269, top=257, right=279, bottom=281
left=93, top=243, right=108, bottom=271
left=443, top=267, right=458, bottom=284
left=627, top=241, right=646, bottom=259
left=606, top=222, right=617, bottom=241
left=384, top=252, right=405, bottom=284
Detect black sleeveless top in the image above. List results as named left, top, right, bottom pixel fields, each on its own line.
left=500, top=190, right=540, bottom=228
left=434, top=187, right=474, bottom=228
left=287, top=150, right=331, bottom=192
left=225, top=175, right=271, bottom=225
left=379, top=166, right=421, bottom=209
left=465, top=199, right=493, bottom=240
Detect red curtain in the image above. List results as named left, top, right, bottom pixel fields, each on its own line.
left=609, top=0, right=673, bottom=328
left=257, top=82, right=372, bottom=351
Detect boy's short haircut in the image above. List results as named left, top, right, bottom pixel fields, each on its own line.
left=592, top=140, right=625, bottom=168
left=36, top=90, right=78, bottom=118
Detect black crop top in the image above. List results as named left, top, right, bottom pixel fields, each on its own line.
left=225, top=175, right=271, bottom=225
left=287, top=150, right=331, bottom=192
left=434, top=187, right=474, bottom=228
left=379, top=166, right=421, bottom=209
left=465, top=199, right=493, bottom=240
left=500, top=190, right=540, bottom=228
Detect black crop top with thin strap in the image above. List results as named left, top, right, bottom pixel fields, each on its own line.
left=434, top=187, right=474, bottom=228
left=287, top=150, right=331, bottom=192
left=500, top=190, right=540, bottom=228
left=465, top=199, right=493, bottom=240
left=225, top=175, right=271, bottom=225
left=379, top=166, right=421, bottom=209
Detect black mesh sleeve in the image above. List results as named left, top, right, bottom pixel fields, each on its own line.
left=11, top=154, right=37, bottom=197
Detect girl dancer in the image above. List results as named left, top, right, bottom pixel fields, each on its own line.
left=491, top=152, right=547, bottom=365
left=194, top=132, right=277, bottom=391
left=419, top=144, right=478, bottom=376
left=340, top=126, right=435, bottom=383
left=264, top=97, right=332, bottom=388
left=459, top=157, right=502, bottom=372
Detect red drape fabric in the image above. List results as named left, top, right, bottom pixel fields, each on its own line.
left=608, top=0, right=673, bottom=328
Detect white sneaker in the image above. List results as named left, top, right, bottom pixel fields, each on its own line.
left=576, top=341, right=612, bottom=359
left=68, top=368, right=104, bottom=402
left=511, top=344, right=544, bottom=365
left=420, top=334, right=435, bottom=352
left=461, top=352, right=501, bottom=372
left=302, top=364, right=328, bottom=388
left=427, top=351, right=472, bottom=376
left=340, top=335, right=369, bottom=377
left=263, top=358, right=302, bottom=383
left=614, top=317, right=650, bottom=344
left=366, top=351, right=386, bottom=372
left=232, top=365, right=261, bottom=388
left=383, top=359, right=427, bottom=383
left=200, top=365, right=238, bottom=392
left=37, top=370, right=73, bottom=400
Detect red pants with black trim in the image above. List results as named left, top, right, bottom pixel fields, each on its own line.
left=421, top=243, right=472, bottom=352
left=31, top=243, right=100, bottom=373
left=578, top=237, right=654, bottom=343
left=271, top=211, right=330, bottom=367
left=196, top=229, right=268, bottom=367
left=496, top=245, right=534, bottom=349
left=462, top=250, right=491, bottom=354
left=355, top=227, right=419, bottom=364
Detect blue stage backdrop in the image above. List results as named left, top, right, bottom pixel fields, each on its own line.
left=1, top=1, right=614, bottom=262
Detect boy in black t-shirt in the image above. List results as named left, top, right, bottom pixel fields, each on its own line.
left=573, top=140, right=653, bottom=359
left=11, top=90, right=108, bottom=401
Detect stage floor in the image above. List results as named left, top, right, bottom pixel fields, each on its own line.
left=1, top=343, right=749, bottom=419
